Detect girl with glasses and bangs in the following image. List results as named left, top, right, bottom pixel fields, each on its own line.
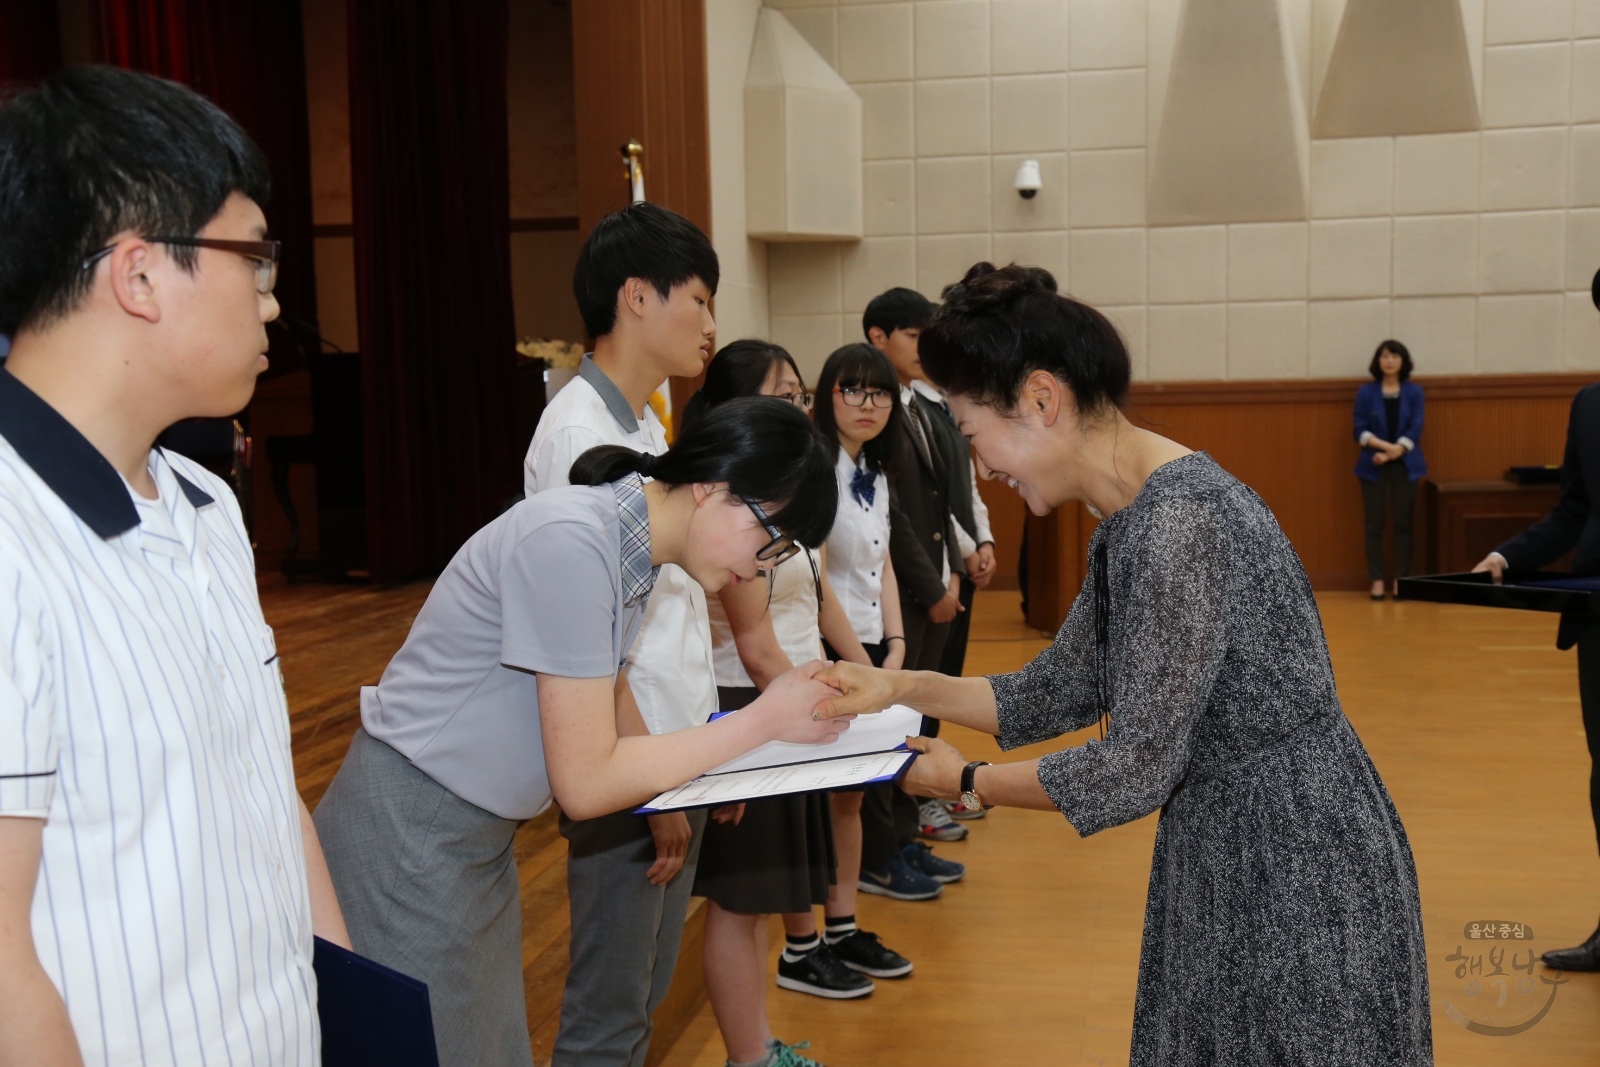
left=806, top=342, right=924, bottom=968
left=681, top=341, right=883, bottom=1067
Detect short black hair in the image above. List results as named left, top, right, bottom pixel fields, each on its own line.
left=0, top=65, right=271, bottom=335
left=919, top=262, right=1129, bottom=416
left=570, top=397, right=837, bottom=549
left=862, top=287, right=932, bottom=340
left=679, top=338, right=803, bottom=435
left=572, top=201, right=720, bottom=339
left=813, top=342, right=904, bottom=475
left=1369, top=339, right=1414, bottom=382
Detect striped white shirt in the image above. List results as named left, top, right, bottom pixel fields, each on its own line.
left=0, top=369, right=316, bottom=1066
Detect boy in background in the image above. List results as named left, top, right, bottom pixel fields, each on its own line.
left=525, top=201, right=719, bottom=1067
left=0, top=66, right=348, bottom=1067
left=868, top=288, right=997, bottom=823
left=853, top=288, right=979, bottom=897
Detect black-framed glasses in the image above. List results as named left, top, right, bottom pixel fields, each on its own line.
left=741, top=496, right=822, bottom=606
left=833, top=385, right=894, bottom=409
left=773, top=390, right=814, bottom=411
left=82, top=237, right=281, bottom=295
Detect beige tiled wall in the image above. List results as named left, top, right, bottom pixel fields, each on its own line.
left=751, top=0, right=1600, bottom=381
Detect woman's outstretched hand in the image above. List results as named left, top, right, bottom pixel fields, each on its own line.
left=901, top=736, right=967, bottom=801
left=758, top=661, right=856, bottom=744
left=810, top=660, right=903, bottom=719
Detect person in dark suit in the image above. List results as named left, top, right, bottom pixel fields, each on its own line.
left=864, top=290, right=963, bottom=676
left=858, top=288, right=977, bottom=867
left=1475, top=374, right=1600, bottom=970
left=919, top=382, right=996, bottom=675
left=1354, top=340, right=1427, bottom=600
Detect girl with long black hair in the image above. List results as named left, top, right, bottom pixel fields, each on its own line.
left=313, top=399, right=852, bottom=1067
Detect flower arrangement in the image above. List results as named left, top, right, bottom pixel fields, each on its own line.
left=516, top=338, right=584, bottom=368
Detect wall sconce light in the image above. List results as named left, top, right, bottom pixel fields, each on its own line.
left=1014, top=159, right=1041, bottom=199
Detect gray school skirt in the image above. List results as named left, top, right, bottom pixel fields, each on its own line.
left=313, top=728, right=533, bottom=1067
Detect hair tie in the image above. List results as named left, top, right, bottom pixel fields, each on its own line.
left=636, top=452, right=656, bottom=478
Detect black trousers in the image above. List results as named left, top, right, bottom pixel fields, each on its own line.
left=825, top=639, right=912, bottom=871
left=902, top=598, right=950, bottom=675
left=938, top=577, right=977, bottom=679
left=1359, top=464, right=1416, bottom=581
left=860, top=782, right=920, bottom=871
left=852, top=602, right=948, bottom=871
left=1576, top=627, right=1600, bottom=857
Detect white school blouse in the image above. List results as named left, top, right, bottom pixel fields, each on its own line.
left=523, top=356, right=717, bottom=735
left=824, top=448, right=891, bottom=644
left=707, top=550, right=825, bottom=687
left=0, top=371, right=315, bottom=1067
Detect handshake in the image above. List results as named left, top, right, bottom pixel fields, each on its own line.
left=755, top=659, right=902, bottom=745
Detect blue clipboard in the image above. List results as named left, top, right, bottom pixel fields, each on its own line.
left=314, top=936, right=440, bottom=1067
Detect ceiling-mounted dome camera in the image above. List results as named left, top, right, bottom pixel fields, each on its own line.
left=1014, top=159, right=1042, bottom=199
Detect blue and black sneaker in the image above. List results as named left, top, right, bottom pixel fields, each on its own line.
left=857, top=850, right=943, bottom=900
left=902, top=841, right=965, bottom=884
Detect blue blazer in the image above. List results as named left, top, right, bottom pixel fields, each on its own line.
left=1353, top=380, right=1427, bottom=482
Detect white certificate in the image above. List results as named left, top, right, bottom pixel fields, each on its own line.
left=637, top=750, right=915, bottom=814
left=705, top=704, right=925, bottom=776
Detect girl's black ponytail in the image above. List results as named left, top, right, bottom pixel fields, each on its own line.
left=568, top=446, right=655, bottom=486
left=568, top=398, right=838, bottom=548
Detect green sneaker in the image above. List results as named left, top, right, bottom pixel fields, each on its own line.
left=771, top=1039, right=826, bottom=1067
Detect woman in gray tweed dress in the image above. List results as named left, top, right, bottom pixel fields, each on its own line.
left=817, top=264, right=1431, bottom=1065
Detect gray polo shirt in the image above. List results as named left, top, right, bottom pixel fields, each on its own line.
left=360, top=477, right=657, bottom=819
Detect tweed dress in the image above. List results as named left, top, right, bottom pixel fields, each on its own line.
left=991, top=452, right=1431, bottom=1066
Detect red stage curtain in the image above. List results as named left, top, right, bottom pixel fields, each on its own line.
left=347, top=0, right=518, bottom=581
left=93, top=0, right=319, bottom=377
left=0, top=2, right=64, bottom=89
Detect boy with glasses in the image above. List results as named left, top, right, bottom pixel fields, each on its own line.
left=0, top=66, right=348, bottom=1066
left=524, top=201, right=722, bottom=1067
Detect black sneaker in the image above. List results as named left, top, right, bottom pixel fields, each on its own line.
left=776, top=942, right=875, bottom=999
left=827, top=928, right=913, bottom=978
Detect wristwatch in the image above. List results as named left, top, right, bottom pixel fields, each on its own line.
left=960, top=760, right=991, bottom=811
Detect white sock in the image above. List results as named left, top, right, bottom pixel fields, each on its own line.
left=781, top=934, right=820, bottom=962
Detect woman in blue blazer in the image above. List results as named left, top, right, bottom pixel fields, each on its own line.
left=1354, top=340, right=1427, bottom=599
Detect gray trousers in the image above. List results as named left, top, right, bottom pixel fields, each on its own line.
left=554, top=806, right=707, bottom=1067
left=314, top=728, right=532, bottom=1067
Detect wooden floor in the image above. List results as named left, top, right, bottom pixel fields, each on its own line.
left=263, top=578, right=1600, bottom=1067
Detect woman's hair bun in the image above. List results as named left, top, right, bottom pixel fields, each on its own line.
left=939, top=262, right=1059, bottom=318
left=921, top=260, right=1128, bottom=416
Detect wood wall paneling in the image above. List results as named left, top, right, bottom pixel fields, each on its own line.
left=572, top=0, right=711, bottom=235
left=1021, top=374, right=1590, bottom=629
left=572, top=0, right=712, bottom=421
left=1423, top=481, right=1565, bottom=573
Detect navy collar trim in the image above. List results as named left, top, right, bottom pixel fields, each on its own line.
left=0, top=368, right=213, bottom=539
left=579, top=355, right=642, bottom=434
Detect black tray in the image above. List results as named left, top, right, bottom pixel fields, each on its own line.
left=1397, top=571, right=1600, bottom=615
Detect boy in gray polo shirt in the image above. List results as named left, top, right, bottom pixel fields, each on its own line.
left=525, top=202, right=719, bottom=1067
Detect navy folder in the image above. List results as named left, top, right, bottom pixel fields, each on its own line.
left=314, top=936, right=440, bottom=1067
